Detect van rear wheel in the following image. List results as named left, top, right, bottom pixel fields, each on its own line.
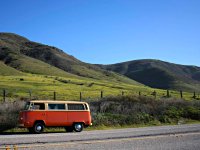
left=33, top=122, right=44, bottom=134
left=73, top=123, right=83, bottom=132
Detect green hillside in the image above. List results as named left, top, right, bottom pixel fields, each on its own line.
left=0, top=32, right=139, bottom=85
left=0, top=33, right=198, bottom=101
left=0, top=32, right=146, bottom=101
left=0, top=61, right=24, bottom=76
left=102, top=59, right=200, bottom=92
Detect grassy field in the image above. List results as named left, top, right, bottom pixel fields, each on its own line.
left=0, top=62, right=24, bottom=76
left=0, top=73, right=198, bottom=102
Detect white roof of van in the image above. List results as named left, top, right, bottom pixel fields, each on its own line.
left=30, top=100, right=88, bottom=104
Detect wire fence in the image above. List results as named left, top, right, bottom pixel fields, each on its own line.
left=0, top=88, right=200, bottom=103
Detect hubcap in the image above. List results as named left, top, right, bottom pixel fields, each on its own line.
left=36, top=125, right=42, bottom=131
left=75, top=124, right=82, bottom=131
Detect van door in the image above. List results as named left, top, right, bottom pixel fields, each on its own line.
left=46, top=103, right=67, bottom=126
left=67, top=103, right=86, bottom=124
left=31, top=103, right=46, bottom=123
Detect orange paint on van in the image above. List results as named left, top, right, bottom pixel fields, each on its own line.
left=19, top=110, right=92, bottom=127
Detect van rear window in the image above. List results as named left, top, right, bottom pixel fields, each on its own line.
left=68, top=104, right=85, bottom=110
left=48, top=104, right=65, bottom=110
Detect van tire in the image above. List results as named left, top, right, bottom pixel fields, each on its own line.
left=73, top=123, right=83, bottom=132
left=33, top=122, right=44, bottom=134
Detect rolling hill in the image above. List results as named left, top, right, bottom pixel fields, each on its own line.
left=102, top=59, right=200, bottom=92
left=0, top=33, right=148, bottom=101
left=0, top=32, right=139, bottom=85
left=0, top=32, right=199, bottom=95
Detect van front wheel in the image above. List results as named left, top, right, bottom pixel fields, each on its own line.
left=73, top=123, right=83, bottom=132
left=33, top=122, right=44, bottom=134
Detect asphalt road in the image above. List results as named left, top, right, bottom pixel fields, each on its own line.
left=0, top=124, right=200, bottom=150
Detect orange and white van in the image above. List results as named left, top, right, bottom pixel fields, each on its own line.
left=19, top=100, right=92, bottom=133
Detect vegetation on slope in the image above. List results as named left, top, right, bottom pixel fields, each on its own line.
left=0, top=74, right=149, bottom=101
left=102, top=59, right=200, bottom=92
left=0, top=72, right=198, bottom=102
left=1, top=33, right=200, bottom=92
left=0, top=32, right=139, bottom=85
left=0, top=61, right=24, bottom=76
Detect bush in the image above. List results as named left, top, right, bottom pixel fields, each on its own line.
left=0, top=95, right=199, bottom=132
left=0, top=101, right=25, bottom=132
left=165, top=106, right=184, bottom=119
left=183, top=106, right=200, bottom=120
left=89, top=96, right=200, bottom=126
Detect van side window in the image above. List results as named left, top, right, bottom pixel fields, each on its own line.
left=68, top=104, right=85, bottom=110
left=48, top=104, right=65, bottom=110
left=32, top=103, right=45, bottom=110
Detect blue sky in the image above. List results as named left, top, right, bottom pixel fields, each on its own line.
left=1, top=0, right=200, bottom=66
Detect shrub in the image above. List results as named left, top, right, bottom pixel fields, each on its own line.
left=165, top=106, right=184, bottom=119
left=183, top=106, right=200, bottom=120
left=0, top=95, right=199, bottom=132
left=89, top=96, right=200, bottom=126
left=0, top=101, right=25, bottom=132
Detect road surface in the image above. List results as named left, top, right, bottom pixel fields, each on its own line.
left=0, top=124, right=200, bottom=150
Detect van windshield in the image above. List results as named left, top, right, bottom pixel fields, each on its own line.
left=24, top=102, right=31, bottom=110
left=24, top=102, right=45, bottom=110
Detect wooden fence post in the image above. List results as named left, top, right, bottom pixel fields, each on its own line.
left=29, top=90, right=32, bottom=100
left=53, top=91, right=56, bottom=100
left=80, top=92, right=82, bottom=101
left=167, top=90, right=170, bottom=98
left=193, top=91, right=196, bottom=99
left=153, top=90, right=156, bottom=99
left=101, top=91, right=103, bottom=98
left=180, top=90, right=183, bottom=98
left=3, top=89, right=6, bottom=102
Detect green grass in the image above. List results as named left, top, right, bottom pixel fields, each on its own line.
left=0, top=62, right=24, bottom=76
left=86, top=120, right=200, bottom=131
left=7, top=55, right=80, bottom=78
left=0, top=74, right=144, bottom=101
left=0, top=73, right=198, bottom=102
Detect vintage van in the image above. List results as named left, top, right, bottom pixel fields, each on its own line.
left=19, top=100, right=92, bottom=133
